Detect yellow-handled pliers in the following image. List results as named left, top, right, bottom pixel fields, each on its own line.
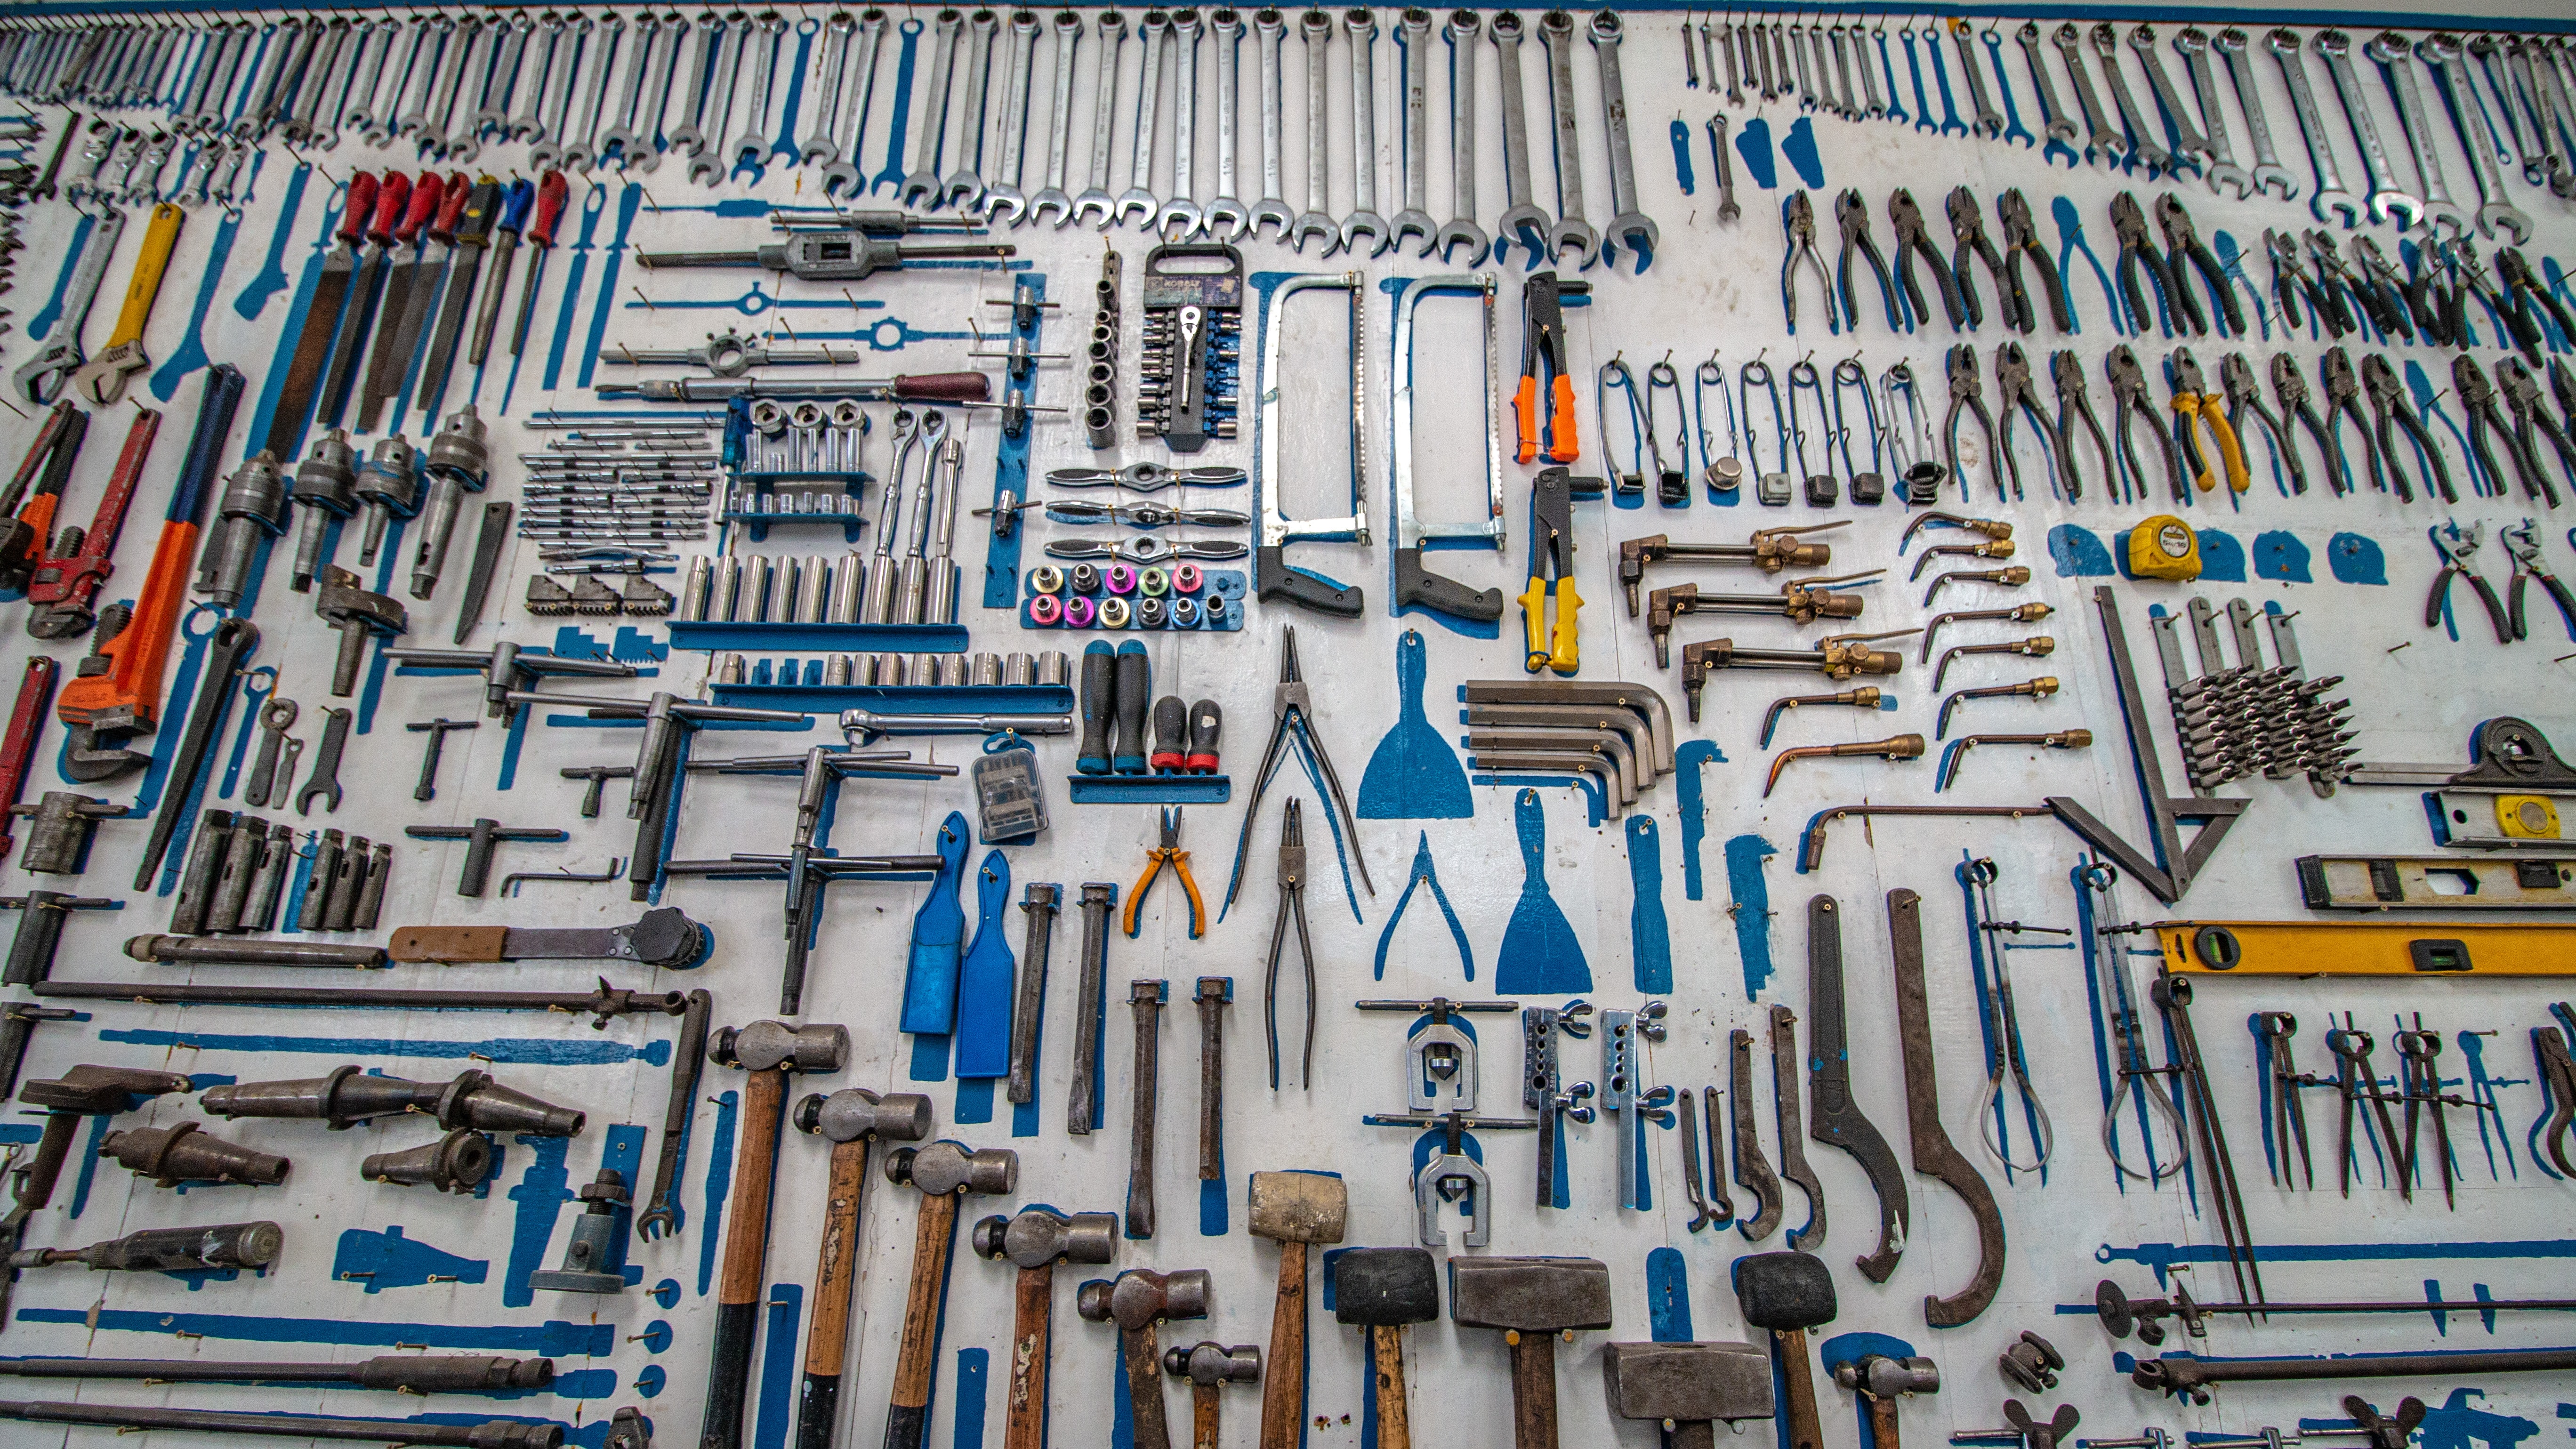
left=2166, top=347, right=2248, bottom=493
left=1518, top=465, right=1604, bottom=675
left=1125, top=805, right=1205, bottom=938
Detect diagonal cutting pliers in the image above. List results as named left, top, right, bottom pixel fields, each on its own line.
left=1996, top=188, right=2072, bottom=334
left=1948, top=185, right=2028, bottom=332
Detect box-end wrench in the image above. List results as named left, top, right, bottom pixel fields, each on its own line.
left=1589, top=12, right=1653, bottom=270
left=2212, top=29, right=2296, bottom=201
left=982, top=10, right=1042, bottom=225
left=724, top=11, right=781, bottom=174
left=822, top=9, right=889, bottom=195
left=2090, top=23, right=2176, bottom=176
left=1247, top=9, right=1294, bottom=239
left=2421, top=35, right=2530, bottom=244
left=1291, top=9, right=1337, bottom=253
left=1389, top=9, right=1435, bottom=254
left=2052, top=24, right=2123, bottom=163
left=667, top=11, right=723, bottom=154
left=2174, top=29, right=2253, bottom=199
left=1069, top=10, right=1126, bottom=227
left=1023, top=10, right=1080, bottom=224
left=2268, top=29, right=2361, bottom=226
left=597, top=12, right=662, bottom=169
left=2126, top=24, right=2212, bottom=171
left=539, top=15, right=599, bottom=172
left=1536, top=10, right=1594, bottom=270
left=1155, top=10, right=1203, bottom=239
left=1115, top=11, right=1170, bottom=228
left=898, top=9, right=963, bottom=204
left=1341, top=9, right=1389, bottom=256
left=1203, top=9, right=1249, bottom=240
left=2312, top=30, right=2421, bottom=229
left=1433, top=11, right=1489, bottom=266
left=800, top=10, right=858, bottom=163
left=1490, top=10, right=1547, bottom=265
left=2366, top=32, right=2469, bottom=239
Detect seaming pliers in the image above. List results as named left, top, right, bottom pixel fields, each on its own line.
left=1520, top=465, right=1606, bottom=675
left=2318, top=347, right=2384, bottom=498
left=2424, top=520, right=2512, bottom=643
left=2499, top=356, right=2576, bottom=509
left=2166, top=348, right=2249, bottom=494
left=2052, top=349, right=2111, bottom=503
left=2456, top=354, right=2549, bottom=507
left=1943, top=343, right=2001, bottom=500
left=1125, top=805, right=1207, bottom=939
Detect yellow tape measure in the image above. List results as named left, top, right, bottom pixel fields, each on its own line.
left=2128, top=516, right=2201, bottom=580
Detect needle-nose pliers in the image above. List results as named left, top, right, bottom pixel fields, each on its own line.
left=1125, top=805, right=1206, bottom=939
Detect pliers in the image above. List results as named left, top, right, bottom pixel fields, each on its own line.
left=2318, top=347, right=2384, bottom=498
left=1995, top=188, right=2072, bottom=334
left=1887, top=187, right=1966, bottom=331
left=2500, top=356, right=2576, bottom=507
left=2154, top=193, right=2243, bottom=338
left=2109, top=192, right=2182, bottom=338
left=1835, top=188, right=1903, bottom=331
left=2220, top=352, right=2302, bottom=496
left=1947, top=186, right=2028, bottom=332
left=2104, top=345, right=2185, bottom=502
left=1519, top=465, right=1604, bottom=675
left=2051, top=348, right=2110, bottom=503
left=1780, top=192, right=1838, bottom=336
left=2264, top=229, right=2339, bottom=338
left=2308, top=230, right=2393, bottom=338
left=2166, top=348, right=2249, bottom=495
left=2533, top=1004, right=2576, bottom=1181
left=2349, top=236, right=2423, bottom=343
left=2501, top=519, right=2576, bottom=642
left=1124, top=805, right=1206, bottom=939
left=2363, top=353, right=2456, bottom=505
left=2425, top=520, right=2512, bottom=643
left=1943, top=344, right=2001, bottom=500
left=1992, top=342, right=2069, bottom=500
left=2453, top=240, right=2542, bottom=362
left=2456, top=354, right=2552, bottom=508
left=1262, top=797, right=1318, bottom=1089
left=2496, top=246, right=2576, bottom=350
left=2270, top=352, right=2341, bottom=494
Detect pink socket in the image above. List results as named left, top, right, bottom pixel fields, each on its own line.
left=1029, top=594, right=1063, bottom=626
left=1105, top=564, right=1138, bottom=595
left=1174, top=564, right=1204, bottom=594
left=1062, top=595, right=1098, bottom=628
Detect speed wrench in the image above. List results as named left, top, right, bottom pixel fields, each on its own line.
left=71, top=201, right=185, bottom=407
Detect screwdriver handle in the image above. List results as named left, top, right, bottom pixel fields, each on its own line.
left=429, top=170, right=472, bottom=241
left=394, top=171, right=443, bottom=245
left=1075, top=641, right=1113, bottom=775
left=496, top=177, right=535, bottom=237
left=454, top=178, right=504, bottom=244
left=337, top=172, right=378, bottom=245
left=1184, top=699, right=1221, bottom=774
left=1149, top=695, right=1186, bottom=774
left=367, top=171, right=411, bottom=243
left=1547, top=373, right=1580, bottom=463
left=1111, top=641, right=1149, bottom=775
left=887, top=371, right=995, bottom=402
left=526, top=169, right=570, bottom=249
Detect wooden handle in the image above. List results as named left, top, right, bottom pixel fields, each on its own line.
left=717, top=1066, right=788, bottom=1306
left=888, top=1191, right=963, bottom=1410
left=1000, top=1262, right=1055, bottom=1449
left=1193, top=1385, right=1221, bottom=1449
left=1867, top=1392, right=1903, bottom=1449
left=1777, top=1328, right=1824, bottom=1449
left=1506, top=1328, right=1561, bottom=1449
left=1125, top=1322, right=1170, bottom=1449
left=800, top=1137, right=873, bottom=1378
left=1370, top=1325, right=1413, bottom=1449
left=1256, top=1239, right=1309, bottom=1449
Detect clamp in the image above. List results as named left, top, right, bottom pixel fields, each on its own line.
left=2316, top=347, right=2382, bottom=497
left=2051, top=350, right=2110, bottom=503
left=1519, top=466, right=1605, bottom=676
left=1947, top=186, right=2027, bottom=332
left=2166, top=349, right=2249, bottom=495
left=2153, top=193, right=2243, bottom=338
left=2500, top=520, right=2576, bottom=642
left=1941, top=344, right=1999, bottom=500
left=1779, top=191, right=1837, bottom=335
left=1887, top=187, right=1965, bottom=330
left=2499, top=357, right=2576, bottom=508
left=1995, top=188, right=2072, bottom=333
left=1993, top=342, right=2070, bottom=500
left=2362, top=354, right=2455, bottom=505
left=1513, top=271, right=1586, bottom=465
left=1124, top=805, right=1205, bottom=939
left=1835, top=188, right=1901, bottom=331
left=2108, top=192, right=2181, bottom=338
left=2424, top=522, right=2511, bottom=643
left=2218, top=353, right=2300, bottom=496
left=2104, top=346, right=2186, bottom=502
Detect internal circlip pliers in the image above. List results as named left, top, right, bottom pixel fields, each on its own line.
left=1943, top=344, right=2001, bottom=500
left=1888, top=187, right=1966, bottom=331
left=2220, top=353, right=2303, bottom=496
left=2109, top=192, right=2182, bottom=338
left=1835, top=188, right=1903, bottom=332
left=2104, top=345, right=2186, bottom=502
left=1995, top=188, right=2073, bottom=334
left=1780, top=191, right=1839, bottom=336
left=2165, top=347, right=2250, bottom=495
left=2426, top=521, right=2512, bottom=644
left=1993, top=342, right=2071, bottom=501
left=2154, top=193, right=2244, bottom=338
left=1947, top=186, right=2029, bottom=333
left=2362, top=353, right=2456, bottom=505
left=1519, top=465, right=1606, bottom=676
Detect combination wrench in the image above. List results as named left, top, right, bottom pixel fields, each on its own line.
left=2312, top=29, right=2421, bottom=229
left=1248, top=9, right=1294, bottom=239
left=2268, top=28, right=2362, bottom=225
left=898, top=9, right=965, bottom=207
left=2091, top=23, right=2176, bottom=176
left=2419, top=34, right=2530, bottom=243
left=1389, top=8, right=1435, bottom=254
left=2127, top=24, right=2213, bottom=171
left=1536, top=10, right=1594, bottom=270
left=1024, top=10, right=1082, bottom=225
left=1590, top=11, right=1653, bottom=268
left=1069, top=9, right=1126, bottom=227
left=2017, top=23, right=2078, bottom=148
left=566, top=14, right=630, bottom=173
left=943, top=9, right=1003, bottom=211
left=1155, top=9, right=1203, bottom=238
left=667, top=11, right=724, bottom=155
left=1952, top=20, right=2002, bottom=138
left=415, top=14, right=471, bottom=156
left=2212, top=29, right=2297, bottom=201
left=684, top=13, right=742, bottom=182
left=1341, top=8, right=1388, bottom=256
left=981, top=10, right=1042, bottom=225
left=823, top=9, right=890, bottom=195
left=505, top=14, right=558, bottom=144
left=1291, top=8, right=1337, bottom=253
left=437, top=16, right=492, bottom=161
left=799, top=10, right=858, bottom=164
left=2365, top=31, right=2469, bottom=238
left=1490, top=10, right=1548, bottom=263
left=394, top=14, right=449, bottom=141
left=478, top=14, right=531, bottom=138
left=531, top=14, right=593, bottom=170
left=1115, top=10, right=1169, bottom=228
left=2174, top=29, right=2254, bottom=199
left=2052, top=24, right=2122, bottom=162
left=1433, top=10, right=1489, bottom=266
left=1202, top=10, right=1248, bottom=239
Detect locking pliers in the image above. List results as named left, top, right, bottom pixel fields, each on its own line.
left=1888, top=187, right=1966, bottom=331
left=2104, top=345, right=2185, bottom=501
left=2109, top=192, right=2182, bottom=338
left=1948, top=186, right=2027, bottom=332
left=1996, top=188, right=2072, bottom=333
left=1943, top=344, right=2001, bottom=500
left=2154, top=193, right=2242, bottom=337
left=1993, top=342, right=2069, bottom=501
left=1835, top=188, right=1902, bottom=331
left=2167, top=347, right=2249, bottom=495
left=2361, top=352, right=2455, bottom=504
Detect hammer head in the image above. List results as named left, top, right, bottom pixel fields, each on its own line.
left=972, top=1207, right=1120, bottom=1270
left=1602, top=1341, right=1776, bottom=1425
left=1245, top=1170, right=1348, bottom=1246
left=1833, top=1354, right=1941, bottom=1400
left=1078, top=1267, right=1213, bottom=1331
left=1447, top=1256, right=1613, bottom=1335
left=1162, top=1342, right=1261, bottom=1387
left=793, top=1088, right=934, bottom=1145
left=1330, top=1247, right=1441, bottom=1328
left=1733, top=1250, right=1838, bottom=1332
left=22, top=1064, right=194, bottom=1115
left=887, top=1140, right=1019, bottom=1197
left=711, top=1020, right=849, bottom=1073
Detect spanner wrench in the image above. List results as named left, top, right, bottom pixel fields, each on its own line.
left=2052, top=24, right=2122, bottom=162
left=1389, top=8, right=1436, bottom=253
left=2213, top=29, right=2296, bottom=201
left=416, top=15, right=473, bottom=156
left=394, top=15, right=449, bottom=141
left=2420, top=34, right=2529, bottom=244
left=1340, top=8, right=1389, bottom=256
left=2313, top=30, right=2420, bottom=228
left=2366, top=31, right=2470, bottom=238
left=1433, top=10, right=1489, bottom=266
left=666, top=11, right=723, bottom=154
left=2268, top=28, right=2362, bottom=225
left=1069, top=10, right=1125, bottom=227
left=981, top=10, right=1041, bottom=225
left=2092, top=23, right=2176, bottom=176
left=297, top=706, right=353, bottom=816
left=2174, top=29, right=2253, bottom=198
left=898, top=9, right=964, bottom=206
left=800, top=10, right=859, bottom=164
left=1490, top=10, right=1547, bottom=264
left=1291, top=9, right=1338, bottom=253
left=1248, top=9, right=1295, bottom=239
left=942, top=9, right=1002, bottom=210
left=1536, top=10, right=1594, bottom=270
left=1154, top=9, right=1203, bottom=238
left=437, top=17, right=492, bottom=161
left=1023, top=9, right=1081, bottom=224
left=1115, top=10, right=1169, bottom=228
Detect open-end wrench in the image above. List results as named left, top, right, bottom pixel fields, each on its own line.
left=1491, top=10, right=1547, bottom=264
left=1116, top=10, right=1170, bottom=228
left=1856, top=24, right=1886, bottom=118
left=2212, top=29, right=2295, bottom=200
left=1390, top=9, right=1435, bottom=253
left=1433, top=10, right=1489, bottom=265
left=683, top=13, right=742, bottom=181
left=1024, top=9, right=1080, bottom=223
left=172, top=24, right=226, bottom=132
left=1292, top=9, right=1338, bottom=253
left=1705, top=111, right=1737, bottom=221
left=2127, top=24, right=2212, bottom=170
left=2505, top=39, right=2568, bottom=193
left=2174, top=29, right=2253, bottom=198
left=821, top=8, right=888, bottom=194
left=505, top=14, right=557, bottom=144
left=535, top=15, right=595, bottom=169
left=801, top=10, right=859, bottom=163
left=596, top=11, right=660, bottom=168
left=2421, top=35, right=2530, bottom=243
left=395, top=15, right=450, bottom=141
left=1340, top=8, right=1389, bottom=256
left=724, top=12, right=782, bottom=174
left=2053, top=23, right=2122, bottom=162
left=416, top=15, right=474, bottom=156
left=568, top=14, right=630, bottom=172
left=667, top=11, right=722, bottom=154
left=441, top=17, right=496, bottom=161
left=2313, top=30, right=2421, bottom=228
left=1789, top=21, right=1815, bottom=109
left=899, top=9, right=964, bottom=205
left=2269, top=28, right=2361, bottom=225
left=1589, top=12, right=1653, bottom=268
left=1537, top=10, right=1594, bottom=270
left=286, top=19, right=349, bottom=146
left=334, top=22, right=392, bottom=143
left=1249, top=9, right=1295, bottom=238
left=1070, top=10, right=1126, bottom=226
left=249, top=17, right=310, bottom=138
left=1155, top=9, right=1203, bottom=238
left=2092, top=24, right=2175, bottom=175
left=635, top=9, right=688, bottom=170
left=1202, top=9, right=1249, bottom=238
left=479, top=14, right=532, bottom=137
left=2366, top=32, right=2469, bottom=238
left=1951, top=20, right=2002, bottom=137
left=981, top=10, right=1041, bottom=224
left=943, top=9, right=1002, bottom=210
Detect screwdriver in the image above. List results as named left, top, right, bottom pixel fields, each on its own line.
left=1111, top=641, right=1149, bottom=775
left=1076, top=640, right=1114, bottom=776
left=507, top=170, right=570, bottom=358
left=635, top=230, right=1014, bottom=280
left=468, top=177, right=535, bottom=368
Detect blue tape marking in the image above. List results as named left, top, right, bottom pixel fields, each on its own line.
left=951, top=1347, right=989, bottom=1449
left=980, top=274, right=1045, bottom=609
left=1200, top=1126, right=1229, bottom=1236
left=634, top=1366, right=666, bottom=1398
left=505, top=1131, right=578, bottom=1308
left=1736, top=116, right=1778, bottom=190
left=1645, top=1246, right=1693, bottom=1342
left=871, top=21, right=922, bottom=193
left=1669, top=118, right=1695, bottom=194
left=1495, top=789, right=1590, bottom=996
left=2455, top=1030, right=2521, bottom=1183
left=1675, top=741, right=1723, bottom=901
left=1626, top=816, right=1672, bottom=994
left=218, top=668, right=276, bottom=798
left=2196, top=527, right=2246, bottom=581
left=14, top=1306, right=613, bottom=1357
left=150, top=184, right=255, bottom=401
left=332, top=1225, right=491, bottom=1294
left=754, top=1282, right=804, bottom=1449
left=2254, top=529, right=2314, bottom=582
left=1359, top=630, right=1473, bottom=820
left=772, top=26, right=813, bottom=164
left=577, top=185, right=647, bottom=390
left=543, top=182, right=611, bottom=394
left=66, top=1114, right=113, bottom=1219
left=2328, top=531, right=2390, bottom=585
left=0, top=1126, right=39, bottom=1144
left=1819, top=1332, right=1918, bottom=1449
left=698, top=1089, right=739, bottom=1296
left=1725, top=835, right=1779, bottom=997
left=1371, top=831, right=1473, bottom=982
left=2046, top=523, right=2114, bottom=576
left=954, top=849, right=1015, bottom=1079
left=1473, top=772, right=1604, bottom=827
left=2100, top=1236, right=2576, bottom=1285
left=954, top=1078, right=995, bottom=1125
left=1780, top=116, right=1824, bottom=189
left=99, top=1029, right=669, bottom=1068
left=909, top=1031, right=953, bottom=1083
left=1108, top=1304, right=1135, bottom=1448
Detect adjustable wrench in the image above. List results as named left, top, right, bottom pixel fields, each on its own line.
left=1340, top=9, right=1388, bottom=256
left=2213, top=29, right=2296, bottom=200
left=2091, top=23, right=2175, bottom=175
left=1491, top=12, right=1547, bottom=262
left=1536, top=10, right=1595, bottom=270
left=667, top=11, right=723, bottom=154
left=725, top=12, right=783, bottom=175
left=1389, top=8, right=1435, bottom=253
left=1203, top=9, right=1248, bottom=240
left=538, top=15, right=597, bottom=172
left=1024, top=10, right=1081, bottom=224
left=1115, top=10, right=1169, bottom=227
left=1590, top=12, right=1654, bottom=268
left=981, top=10, right=1041, bottom=224
left=1433, top=10, right=1489, bottom=266
left=2052, top=24, right=2122, bottom=161
left=2312, top=30, right=2421, bottom=228
left=2366, top=32, right=2469, bottom=238
left=2017, top=24, right=2077, bottom=146
left=1069, top=10, right=1125, bottom=227
left=899, top=9, right=964, bottom=206
left=596, top=12, right=662, bottom=169
left=2268, top=28, right=2362, bottom=226
left=1154, top=10, right=1204, bottom=238
left=944, top=9, right=1002, bottom=210
left=822, top=9, right=889, bottom=194
left=2127, top=24, right=2212, bottom=170
left=13, top=206, right=124, bottom=405
left=2420, top=35, right=2529, bottom=244
left=1291, top=9, right=1337, bottom=253
left=801, top=10, right=858, bottom=163
left=1248, top=9, right=1294, bottom=239
left=2174, top=29, right=2253, bottom=198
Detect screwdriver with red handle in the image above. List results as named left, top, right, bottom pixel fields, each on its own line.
left=507, top=170, right=570, bottom=359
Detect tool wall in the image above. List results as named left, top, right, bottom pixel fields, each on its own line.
left=0, top=3, right=2574, bottom=1448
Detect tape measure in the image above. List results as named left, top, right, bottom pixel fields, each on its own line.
left=2128, top=516, right=2201, bottom=580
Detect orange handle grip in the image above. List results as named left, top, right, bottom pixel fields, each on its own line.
left=1548, top=375, right=1579, bottom=462
left=1513, top=376, right=1539, bottom=464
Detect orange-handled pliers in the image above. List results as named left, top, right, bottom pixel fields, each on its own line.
left=1125, top=805, right=1205, bottom=938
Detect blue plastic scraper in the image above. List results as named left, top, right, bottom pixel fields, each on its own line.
left=1359, top=629, right=1473, bottom=820
left=1495, top=788, right=1592, bottom=995
left=953, top=849, right=1016, bottom=1079
left=898, top=811, right=973, bottom=1034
